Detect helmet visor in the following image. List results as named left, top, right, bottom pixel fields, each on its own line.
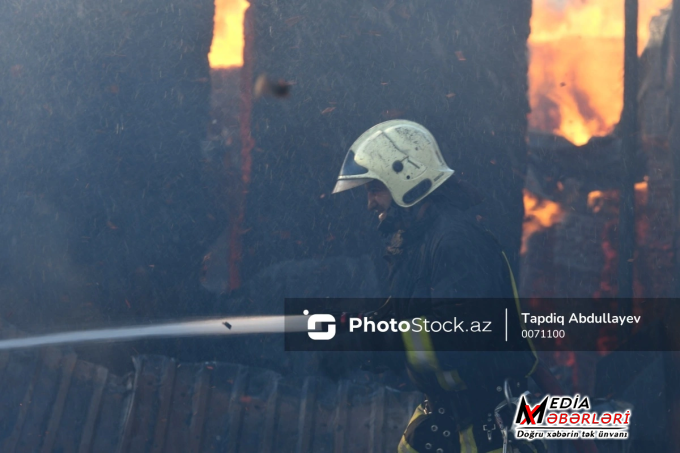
left=332, top=178, right=373, bottom=194
left=338, top=150, right=369, bottom=176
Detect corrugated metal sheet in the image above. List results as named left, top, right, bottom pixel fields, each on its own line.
left=0, top=323, right=420, bottom=452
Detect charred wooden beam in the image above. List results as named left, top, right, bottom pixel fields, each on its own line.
left=617, top=0, right=639, bottom=322
left=526, top=133, right=645, bottom=200
left=668, top=2, right=680, bottom=451
left=672, top=2, right=680, bottom=297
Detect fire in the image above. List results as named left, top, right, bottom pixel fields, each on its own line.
left=529, top=0, right=670, bottom=145
left=209, top=0, right=249, bottom=68
left=586, top=179, right=648, bottom=214
left=634, top=180, right=649, bottom=205
left=587, top=190, right=606, bottom=213
left=522, top=189, right=565, bottom=254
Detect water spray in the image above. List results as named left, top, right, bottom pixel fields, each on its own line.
left=0, top=315, right=308, bottom=351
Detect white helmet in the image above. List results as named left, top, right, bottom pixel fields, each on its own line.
left=332, top=120, right=454, bottom=207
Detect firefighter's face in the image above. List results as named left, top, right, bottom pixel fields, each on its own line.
left=366, top=180, right=392, bottom=222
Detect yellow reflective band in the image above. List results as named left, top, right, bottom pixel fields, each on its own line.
left=439, top=369, right=468, bottom=391
left=401, top=326, right=417, bottom=360
left=397, top=435, right=420, bottom=453
left=400, top=405, right=427, bottom=453
left=434, top=372, right=453, bottom=392
left=402, top=317, right=438, bottom=371
left=402, top=318, right=469, bottom=392
left=459, top=425, right=477, bottom=453
left=407, top=404, right=427, bottom=425
left=501, top=251, right=539, bottom=377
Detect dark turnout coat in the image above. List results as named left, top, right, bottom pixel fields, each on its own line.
left=378, top=198, right=537, bottom=425
left=384, top=202, right=515, bottom=301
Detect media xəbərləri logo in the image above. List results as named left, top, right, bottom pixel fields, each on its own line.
left=513, top=394, right=631, bottom=441
left=304, top=310, right=336, bottom=340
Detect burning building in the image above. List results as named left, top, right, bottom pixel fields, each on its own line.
left=0, top=0, right=679, bottom=450
left=519, top=5, right=679, bottom=438
left=521, top=1, right=674, bottom=301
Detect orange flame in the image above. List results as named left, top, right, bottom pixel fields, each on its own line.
left=209, top=0, right=249, bottom=68
left=522, top=189, right=565, bottom=254
left=634, top=179, right=649, bottom=205
left=587, top=190, right=606, bottom=213
left=529, top=0, right=670, bottom=145
left=586, top=179, right=648, bottom=214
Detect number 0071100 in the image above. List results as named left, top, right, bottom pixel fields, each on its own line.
left=521, top=329, right=565, bottom=339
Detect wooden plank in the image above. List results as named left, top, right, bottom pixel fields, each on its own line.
left=225, top=365, right=248, bottom=453
left=90, top=371, right=132, bottom=453
left=333, top=380, right=349, bottom=453
left=0, top=352, right=41, bottom=444
left=308, top=377, right=340, bottom=452
left=14, top=348, right=63, bottom=452
left=126, top=356, right=172, bottom=452
left=382, top=389, right=423, bottom=452
left=267, top=380, right=299, bottom=451
left=259, top=372, right=279, bottom=453
left=0, top=350, right=9, bottom=431
left=40, top=352, right=77, bottom=453
left=369, top=386, right=386, bottom=453
left=345, top=384, right=379, bottom=452
left=234, top=368, right=279, bottom=452
left=295, top=377, right=316, bottom=453
left=78, top=366, right=109, bottom=453
left=51, top=360, right=100, bottom=453
left=117, top=357, right=143, bottom=453
left=2, top=350, right=45, bottom=453
left=150, top=359, right=177, bottom=453
left=198, top=363, right=244, bottom=453
left=165, top=363, right=202, bottom=453
left=188, top=365, right=212, bottom=452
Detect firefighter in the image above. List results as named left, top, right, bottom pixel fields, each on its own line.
left=332, top=120, right=541, bottom=453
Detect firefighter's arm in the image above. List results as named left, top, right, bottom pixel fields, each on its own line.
left=429, top=232, right=485, bottom=299
left=392, top=232, right=480, bottom=321
left=332, top=228, right=488, bottom=351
